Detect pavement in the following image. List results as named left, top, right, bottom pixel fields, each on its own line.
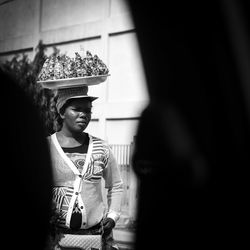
left=113, top=228, right=136, bottom=250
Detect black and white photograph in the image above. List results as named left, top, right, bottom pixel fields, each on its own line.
left=0, top=1, right=249, bottom=250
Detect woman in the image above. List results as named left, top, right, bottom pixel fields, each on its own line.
left=47, top=86, right=123, bottom=250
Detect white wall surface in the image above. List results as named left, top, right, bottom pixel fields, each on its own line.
left=108, top=32, right=148, bottom=103
left=41, top=0, right=105, bottom=31
left=0, top=0, right=36, bottom=40
left=106, top=119, right=139, bottom=144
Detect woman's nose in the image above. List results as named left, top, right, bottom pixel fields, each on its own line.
left=79, top=111, right=85, bottom=117
left=79, top=111, right=91, bottom=117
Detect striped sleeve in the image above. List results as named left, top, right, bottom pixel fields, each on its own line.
left=103, top=145, right=124, bottom=223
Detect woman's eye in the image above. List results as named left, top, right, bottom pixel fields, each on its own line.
left=72, top=107, right=81, bottom=111
left=83, top=111, right=92, bottom=115
left=72, top=108, right=92, bottom=114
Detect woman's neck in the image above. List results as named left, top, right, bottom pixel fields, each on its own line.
left=56, top=129, right=87, bottom=147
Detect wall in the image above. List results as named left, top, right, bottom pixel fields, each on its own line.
left=0, top=0, right=149, bottom=144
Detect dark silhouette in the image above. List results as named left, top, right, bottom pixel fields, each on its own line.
left=129, top=1, right=249, bottom=249
left=0, top=69, right=53, bottom=249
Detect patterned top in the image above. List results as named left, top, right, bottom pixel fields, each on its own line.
left=48, top=133, right=123, bottom=230
left=61, top=145, right=86, bottom=230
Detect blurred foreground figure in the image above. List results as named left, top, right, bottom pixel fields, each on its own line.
left=129, top=1, right=249, bottom=249
left=0, top=69, right=53, bottom=249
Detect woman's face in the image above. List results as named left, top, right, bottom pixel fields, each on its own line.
left=60, top=98, right=92, bottom=133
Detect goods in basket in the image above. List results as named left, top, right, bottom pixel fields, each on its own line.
left=38, top=51, right=109, bottom=81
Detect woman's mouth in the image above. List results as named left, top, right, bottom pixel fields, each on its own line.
left=77, top=120, right=87, bottom=125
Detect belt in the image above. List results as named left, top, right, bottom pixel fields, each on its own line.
left=57, top=220, right=103, bottom=235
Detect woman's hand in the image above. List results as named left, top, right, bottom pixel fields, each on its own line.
left=102, top=217, right=115, bottom=236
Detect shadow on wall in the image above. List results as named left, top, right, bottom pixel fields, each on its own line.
left=128, top=1, right=249, bottom=249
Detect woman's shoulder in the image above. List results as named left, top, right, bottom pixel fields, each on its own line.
left=89, top=134, right=110, bottom=148
left=46, top=133, right=56, bottom=143
left=90, top=134, right=106, bottom=143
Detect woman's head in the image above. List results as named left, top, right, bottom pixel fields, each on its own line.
left=59, top=97, right=93, bottom=134
left=54, top=86, right=97, bottom=133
